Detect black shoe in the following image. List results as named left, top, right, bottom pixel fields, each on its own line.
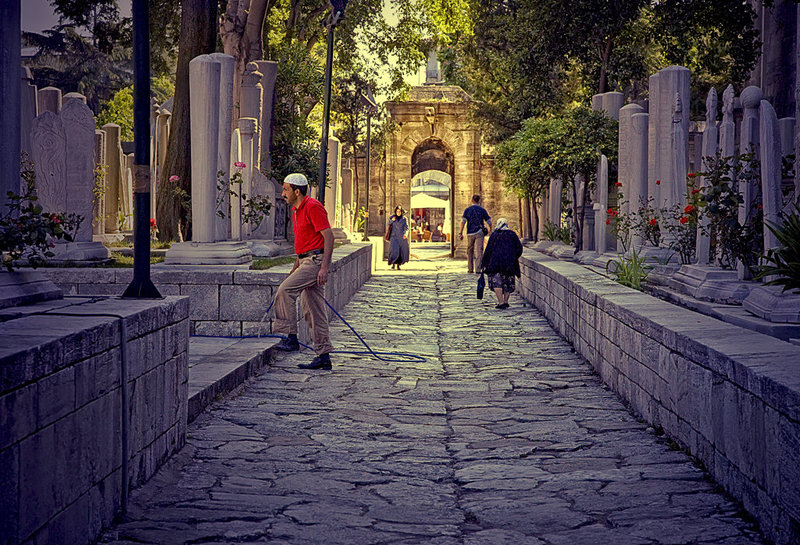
left=499, top=303, right=509, bottom=309
left=274, top=335, right=299, bottom=351
left=298, top=353, right=332, bottom=370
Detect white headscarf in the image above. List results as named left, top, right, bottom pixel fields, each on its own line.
left=495, top=218, right=509, bottom=230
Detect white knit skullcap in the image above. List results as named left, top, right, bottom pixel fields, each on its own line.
left=284, top=173, right=309, bottom=187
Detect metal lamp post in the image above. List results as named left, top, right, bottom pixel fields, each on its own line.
left=123, top=0, right=161, bottom=298
left=317, top=0, right=348, bottom=205
left=360, top=88, right=377, bottom=241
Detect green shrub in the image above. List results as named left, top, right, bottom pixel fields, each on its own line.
left=606, top=246, right=650, bottom=291
left=755, top=205, right=800, bottom=293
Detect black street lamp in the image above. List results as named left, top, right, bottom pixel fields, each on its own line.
left=317, top=0, right=348, bottom=205
left=360, top=88, right=377, bottom=241
left=123, top=0, right=161, bottom=299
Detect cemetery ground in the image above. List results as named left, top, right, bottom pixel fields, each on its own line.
left=99, top=256, right=766, bottom=545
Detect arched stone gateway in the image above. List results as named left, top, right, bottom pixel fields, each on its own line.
left=381, top=78, right=520, bottom=258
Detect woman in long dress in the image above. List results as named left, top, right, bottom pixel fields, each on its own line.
left=385, top=206, right=410, bottom=269
left=480, top=218, right=523, bottom=308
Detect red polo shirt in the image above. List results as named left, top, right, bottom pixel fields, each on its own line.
left=292, top=195, right=330, bottom=254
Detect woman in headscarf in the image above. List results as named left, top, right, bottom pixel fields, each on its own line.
left=385, top=205, right=410, bottom=269
left=480, top=218, right=523, bottom=308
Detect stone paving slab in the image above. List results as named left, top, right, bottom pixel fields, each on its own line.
left=100, top=258, right=765, bottom=545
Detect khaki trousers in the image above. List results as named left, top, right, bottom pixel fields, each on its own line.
left=466, top=231, right=485, bottom=273
left=273, top=255, right=333, bottom=355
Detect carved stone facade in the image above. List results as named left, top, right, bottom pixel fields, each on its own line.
left=381, top=84, right=517, bottom=258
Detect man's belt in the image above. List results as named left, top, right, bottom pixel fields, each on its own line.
left=297, top=248, right=324, bottom=259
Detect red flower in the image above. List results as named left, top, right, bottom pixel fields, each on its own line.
left=615, top=182, right=622, bottom=187
left=680, top=216, right=689, bottom=224
left=688, top=172, right=697, bottom=178
left=150, top=218, right=157, bottom=228
left=758, top=203, right=763, bottom=210
left=606, top=219, right=611, bottom=225
left=656, top=180, right=661, bottom=185
left=684, top=205, right=694, bottom=214
left=234, top=161, right=246, bottom=169
left=649, top=218, right=657, bottom=226
left=691, top=189, right=700, bottom=195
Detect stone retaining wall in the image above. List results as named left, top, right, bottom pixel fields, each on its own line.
left=0, top=296, right=190, bottom=545
left=41, top=243, right=372, bottom=338
left=519, top=249, right=800, bottom=545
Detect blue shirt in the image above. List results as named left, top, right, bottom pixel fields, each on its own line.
left=462, top=204, right=490, bottom=235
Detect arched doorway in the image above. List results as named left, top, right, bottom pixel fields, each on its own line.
left=409, top=138, right=455, bottom=256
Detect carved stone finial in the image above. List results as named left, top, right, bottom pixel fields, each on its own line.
left=705, top=88, right=717, bottom=126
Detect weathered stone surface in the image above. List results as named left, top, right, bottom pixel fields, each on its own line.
left=99, top=259, right=764, bottom=545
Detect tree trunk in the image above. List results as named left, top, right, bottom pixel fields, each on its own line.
left=221, top=0, right=268, bottom=129
left=523, top=196, right=533, bottom=241
left=597, top=34, right=615, bottom=94
left=157, top=0, right=218, bottom=242
left=532, top=198, right=539, bottom=242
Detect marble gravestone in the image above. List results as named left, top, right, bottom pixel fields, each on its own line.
left=30, top=99, right=110, bottom=261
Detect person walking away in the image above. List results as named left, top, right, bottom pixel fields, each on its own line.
left=459, top=194, right=492, bottom=273
left=272, top=173, right=335, bottom=370
left=480, top=218, right=523, bottom=309
left=385, top=205, right=410, bottom=269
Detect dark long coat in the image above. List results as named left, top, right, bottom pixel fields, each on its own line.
left=481, top=229, right=523, bottom=277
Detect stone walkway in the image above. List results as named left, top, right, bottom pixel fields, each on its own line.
left=100, top=258, right=765, bottom=545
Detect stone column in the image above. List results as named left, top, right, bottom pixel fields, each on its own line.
left=155, top=109, right=171, bottom=221
left=20, top=66, right=37, bottom=163
left=648, top=66, right=690, bottom=208
left=164, top=56, right=251, bottom=265
left=240, top=62, right=263, bottom=170
left=601, top=92, right=625, bottom=120
left=189, top=55, right=221, bottom=243
left=618, top=104, right=645, bottom=250
left=121, top=153, right=134, bottom=231
left=594, top=155, right=609, bottom=255
left=230, top=128, right=242, bottom=240
left=630, top=112, right=649, bottom=249
left=63, top=92, right=86, bottom=105
left=760, top=99, right=783, bottom=257
left=255, top=60, right=278, bottom=173
left=210, top=53, right=235, bottom=241
left=37, top=86, right=62, bottom=114
left=326, top=136, right=341, bottom=227
left=549, top=178, right=562, bottom=230
left=738, top=86, right=763, bottom=279
left=696, top=88, right=718, bottom=265
left=238, top=117, right=257, bottom=240
left=102, top=123, right=122, bottom=234
left=93, top=129, right=106, bottom=238
left=150, top=98, right=160, bottom=220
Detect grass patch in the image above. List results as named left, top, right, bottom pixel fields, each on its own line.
left=105, top=252, right=165, bottom=267
left=251, top=256, right=296, bottom=270
left=106, top=240, right=172, bottom=249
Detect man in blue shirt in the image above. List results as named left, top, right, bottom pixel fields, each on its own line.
left=459, top=194, right=492, bottom=273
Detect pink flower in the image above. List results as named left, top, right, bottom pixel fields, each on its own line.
left=169, top=175, right=179, bottom=182
left=234, top=161, right=246, bottom=169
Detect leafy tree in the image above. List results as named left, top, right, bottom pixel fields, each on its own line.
left=96, top=75, right=176, bottom=141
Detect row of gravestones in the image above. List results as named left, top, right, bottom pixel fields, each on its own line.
left=163, top=53, right=350, bottom=264
left=534, top=65, right=799, bottom=323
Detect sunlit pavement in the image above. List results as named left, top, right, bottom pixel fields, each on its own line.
left=100, top=256, right=765, bottom=545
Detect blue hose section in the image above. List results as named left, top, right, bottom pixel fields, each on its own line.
left=192, top=298, right=427, bottom=363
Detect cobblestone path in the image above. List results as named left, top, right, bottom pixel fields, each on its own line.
left=102, top=259, right=765, bottom=545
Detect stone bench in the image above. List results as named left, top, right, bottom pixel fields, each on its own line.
left=519, top=249, right=800, bottom=545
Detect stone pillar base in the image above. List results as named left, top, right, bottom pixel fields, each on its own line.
left=0, top=271, right=63, bottom=310
left=164, top=241, right=252, bottom=265
left=94, top=233, right=125, bottom=243
left=743, top=285, right=800, bottom=323
left=248, top=240, right=288, bottom=258
left=50, top=241, right=111, bottom=262
left=331, top=228, right=350, bottom=243
left=590, top=252, right=620, bottom=269
left=670, top=264, right=754, bottom=304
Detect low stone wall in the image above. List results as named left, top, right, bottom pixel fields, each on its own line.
left=518, top=249, right=800, bottom=545
left=0, top=295, right=190, bottom=545
left=41, top=243, right=372, bottom=337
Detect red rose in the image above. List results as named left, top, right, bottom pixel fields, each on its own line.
left=234, top=161, right=246, bottom=169
left=656, top=180, right=661, bottom=185
left=606, top=219, right=611, bottom=225
left=615, top=182, right=622, bottom=187
left=150, top=218, right=157, bottom=228
left=688, top=172, right=696, bottom=178
left=649, top=218, right=657, bottom=226
left=684, top=205, right=694, bottom=214
left=691, top=189, right=700, bottom=195
left=680, top=216, right=689, bottom=224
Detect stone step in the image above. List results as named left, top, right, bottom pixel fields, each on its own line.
left=187, top=336, right=279, bottom=422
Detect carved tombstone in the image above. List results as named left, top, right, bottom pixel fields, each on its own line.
left=60, top=99, right=96, bottom=242
left=738, top=86, right=763, bottom=280
left=671, top=92, right=688, bottom=210
left=696, top=88, right=718, bottom=265
left=31, top=111, right=66, bottom=211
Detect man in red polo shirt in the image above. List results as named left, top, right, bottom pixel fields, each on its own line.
left=273, top=173, right=334, bottom=370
